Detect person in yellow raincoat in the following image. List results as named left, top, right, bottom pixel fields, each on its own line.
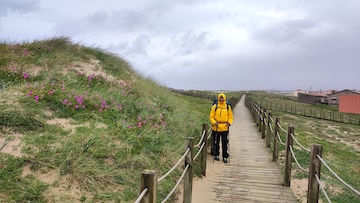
left=209, top=93, right=234, bottom=163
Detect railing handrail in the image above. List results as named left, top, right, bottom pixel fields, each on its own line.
left=161, top=165, right=190, bottom=203
left=135, top=124, right=211, bottom=203
left=134, top=188, right=148, bottom=203
left=158, top=147, right=191, bottom=183
left=136, top=95, right=359, bottom=202
left=247, top=96, right=360, bottom=202
left=260, top=99, right=360, bottom=126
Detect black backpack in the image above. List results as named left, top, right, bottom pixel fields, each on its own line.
left=213, top=99, right=231, bottom=111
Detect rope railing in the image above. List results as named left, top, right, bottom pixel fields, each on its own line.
left=194, top=142, right=205, bottom=160
left=269, top=122, right=274, bottom=133
left=259, top=99, right=360, bottom=126
left=276, top=131, right=286, bottom=145
left=277, top=122, right=287, bottom=133
left=158, top=148, right=190, bottom=182
left=263, top=111, right=268, bottom=117
left=290, top=132, right=311, bottom=152
left=289, top=146, right=309, bottom=173
left=134, top=188, right=148, bottom=203
left=194, top=129, right=206, bottom=148
left=317, top=155, right=360, bottom=196
left=269, top=115, right=275, bottom=123
left=161, top=165, right=190, bottom=203
left=245, top=96, right=360, bottom=203
left=315, top=173, right=332, bottom=203
left=207, top=129, right=212, bottom=140
left=135, top=123, right=211, bottom=203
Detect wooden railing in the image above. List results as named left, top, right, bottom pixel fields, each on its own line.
left=134, top=124, right=211, bottom=203
left=259, top=100, right=360, bottom=126
left=246, top=96, right=360, bottom=203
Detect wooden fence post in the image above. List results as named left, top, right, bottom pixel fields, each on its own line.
left=255, top=105, right=258, bottom=123
left=252, top=103, right=256, bottom=120
left=201, top=124, right=208, bottom=176
left=330, top=112, right=333, bottom=121
left=307, top=144, right=323, bottom=203
left=273, top=118, right=280, bottom=162
left=255, top=107, right=260, bottom=126
left=250, top=101, right=255, bottom=120
left=140, top=170, right=157, bottom=203
left=283, top=126, right=294, bottom=187
left=184, top=137, right=194, bottom=203
left=266, top=112, right=272, bottom=147
left=261, top=110, right=266, bottom=138
left=258, top=109, right=262, bottom=132
left=249, top=100, right=253, bottom=119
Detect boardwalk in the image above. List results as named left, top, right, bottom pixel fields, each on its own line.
left=191, top=95, right=299, bottom=203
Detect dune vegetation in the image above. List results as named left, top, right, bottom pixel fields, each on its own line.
left=0, top=37, right=234, bottom=202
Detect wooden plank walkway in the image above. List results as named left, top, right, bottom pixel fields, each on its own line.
left=193, top=95, right=299, bottom=202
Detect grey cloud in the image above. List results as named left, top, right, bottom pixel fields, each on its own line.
left=125, top=34, right=150, bottom=56
left=55, top=8, right=152, bottom=36
left=145, top=0, right=212, bottom=8
left=87, top=10, right=108, bottom=24
left=111, top=10, right=150, bottom=31
left=207, top=40, right=222, bottom=51
left=252, top=19, right=317, bottom=46
left=106, top=40, right=128, bottom=51
left=170, top=30, right=221, bottom=55
left=107, top=35, right=150, bottom=57
left=0, top=0, right=40, bottom=17
left=182, top=60, right=199, bottom=67
left=283, top=20, right=316, bottom=29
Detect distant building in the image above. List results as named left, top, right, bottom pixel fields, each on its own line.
left=297, top=92, right=328, bottom=104
left=327, top=89, right=360, bottom=106
left=292, top=89, right=307, bottom=97
left=339, top=94, right=360, bottom=114
left=297, top=89, right=360, bottom=114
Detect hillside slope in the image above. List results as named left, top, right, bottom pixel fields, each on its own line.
left=0, top=37, right=211, bottom=202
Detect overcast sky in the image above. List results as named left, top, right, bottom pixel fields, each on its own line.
left=1, top=0, right=359, bottom=91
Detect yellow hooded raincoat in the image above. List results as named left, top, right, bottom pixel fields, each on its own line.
left=209, top=93, right=234, bottom=132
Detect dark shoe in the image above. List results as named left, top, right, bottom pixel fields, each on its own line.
left=223, top=157, right=228, bottom=163
left=214, top=156, right=219, bottom=161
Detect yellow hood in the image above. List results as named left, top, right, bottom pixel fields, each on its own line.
left=218, top=93, right=226, bottom=101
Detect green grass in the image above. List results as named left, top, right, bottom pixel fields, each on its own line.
left=0, top=37, right=215, bottom=202
left=249, top=90, right=360, bottom=124
left=249, top=92, right=360, bottom=203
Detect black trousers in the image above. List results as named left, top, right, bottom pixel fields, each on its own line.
left=212, top=131, right=229, bottom=158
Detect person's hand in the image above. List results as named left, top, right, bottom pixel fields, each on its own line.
left=215, top=122, right=219, bottom=127
left=227, top=122, right=231, bottom=126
